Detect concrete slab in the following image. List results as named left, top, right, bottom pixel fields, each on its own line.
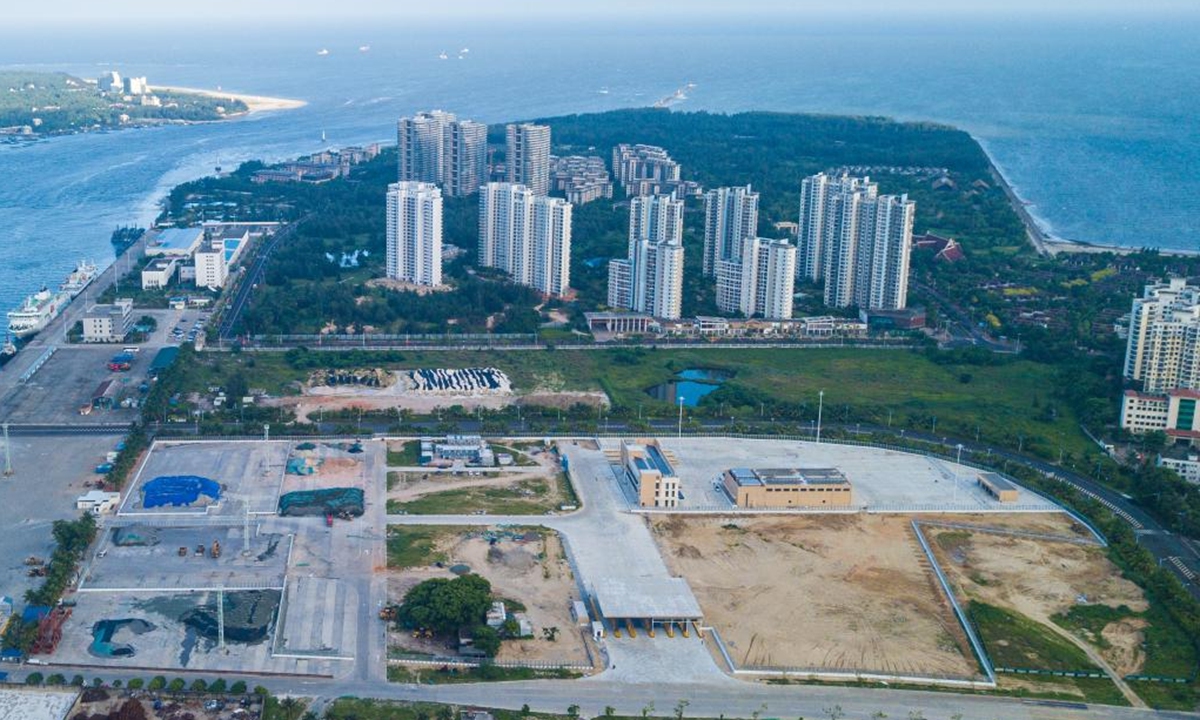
left=652, top=438, right=1060, bottom=513
left=0, top=687, right=80, bottom=720
left=119, top=440, right=290, bottom=517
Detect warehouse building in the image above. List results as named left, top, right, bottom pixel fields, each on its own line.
left=721, top=467, right=853, bottom=508
left=620, top=439, right=679, bottom=508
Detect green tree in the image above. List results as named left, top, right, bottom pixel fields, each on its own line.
left=127, top=678, right=144, bottom=690
left=190, top=679, right=208, bottom=692
left=209, top=678, right=227, bottom=693
left=472, top=624, right=502, bottom=657
left=230, top=680, right=247, bottom=694
left=167, top=678, right=185, bottom=693
left=396, top=574, right=493, bottom=636
left=148, top=676, right=167, bottom=690
left=45, top=673, right=66, bottom=685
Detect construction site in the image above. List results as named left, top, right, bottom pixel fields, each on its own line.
left=41, top=438, right=383, bottom=678
left=386, top=526, right=595, bottom=668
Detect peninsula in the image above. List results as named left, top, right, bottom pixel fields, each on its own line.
left=0, top=70, right=303, bottom=138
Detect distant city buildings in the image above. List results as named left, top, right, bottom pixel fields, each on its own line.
left=386, top=181, right=443, bottom=287
left=139, top=224, right=258, bottom=293
left=506, top=123, right=551, bottom=196
left=253, top=145, right=381, bottom=185
left=703, top=185, right=759, bottom=276
left=797, top=172, right=915, bottom=310
left=714, top=237, right=797, bottom=320
left=479, top=182, right=573, bottom=297
left=608, top=195, right=685, bottom=319
left=1124, top=279, right=1200, bottom=395
left=123, top=76, right=148, bottom=96
left=397, top=111, right=487, bottom=197
left=612, top=144, right=688, bottom=197
left=550, top=155, right=613, bottom=205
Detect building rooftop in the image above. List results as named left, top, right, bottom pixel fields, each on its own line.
left=977, top=472, right=1017, bottom=492
left=728, top=467, right=849, bottom=487
left=592, top=577, right=702, bottom=620
left=148, top=227, right=204, bottom=253
left=0, top=688, right=80, bottom=720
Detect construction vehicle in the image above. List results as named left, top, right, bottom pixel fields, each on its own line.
left=27, top=566, right=47, bottom=577
left=195, top=544, right=206, bottom=557
left=378, top=606, right=397, bottom=622
left=178, top=546, right=188, bottom=556
left=210, top=540, right=221, bottom=559
left=24, top=556, right=44, bottom=566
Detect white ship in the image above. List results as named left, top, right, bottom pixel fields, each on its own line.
left=6, top=260, right=98, bottom=339
left=6, top=286, right=67, bottom=338
left=60, top=259, right=98, bottom=297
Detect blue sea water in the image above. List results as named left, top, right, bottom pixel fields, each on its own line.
left=0, top=16, right=1197, bottom=312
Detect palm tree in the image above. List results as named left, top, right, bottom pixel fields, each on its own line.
left=279, top=697, right=302, bottom=720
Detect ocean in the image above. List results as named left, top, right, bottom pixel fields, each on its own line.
left=0, top=16, right=1197, bottom=313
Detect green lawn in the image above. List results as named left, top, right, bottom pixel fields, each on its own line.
left=387, top=478, right=558, bottom=516
left=387, top=441, right=422, bottom=467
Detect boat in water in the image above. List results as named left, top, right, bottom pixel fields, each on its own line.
left=111, top=226, right=144, bottom=257
left=6, top=260, right=99, bottom=339
left=7, top=286, right=67, bottom=338
left=317, top=48, right=330, bottom=56
left=61, top=259, right=99, bottom=296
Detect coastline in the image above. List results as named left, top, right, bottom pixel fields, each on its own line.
left=974, top=135, right=1199, bottom=258
left=149, top=85, right=307, bottom=113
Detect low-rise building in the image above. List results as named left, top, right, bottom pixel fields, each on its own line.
left=721, top=467, right=853, bottom=508
left=140, top=257, right=178, bottom=290
left=81, top=299, right=133, bottom=343
left=1120, top=389, right=1200, bottom=446
left=76, top=490, right=121, bottom=514
left=977, top=472, right=1020, bottom=503
left=1158, top=452, right=1200, bottom=485
left=620, top=439, right=679, bottom=508
left=420, top=435, right=494, bottom=466
left=144, top=227, right=204, bottom=258
left=550, top=155, right=613, bottom=205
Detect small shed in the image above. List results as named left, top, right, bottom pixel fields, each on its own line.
left=977, top=472, right=1019, bottom=503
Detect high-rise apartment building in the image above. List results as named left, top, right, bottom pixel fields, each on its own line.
left=386, top=182, right=443, bottom=287
left=703, top=185, right=759, bottom=276
left=797, top=173, right=914, bottom=310
left=505, top=123, right=551, bottom=196
left=607, top=195, right=685, bottom=319
left=479, top=182, right=572, bottom=297
left=397, top=110, right=486, bottom=197
left=1124, top=279, right=1200, bottom=394
left=715, top=237, right=797, bottom=320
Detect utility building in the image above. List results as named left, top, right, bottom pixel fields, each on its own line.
left=721, top=467, right=852, bottom=508
left=620, top=439, right=679, bottom=508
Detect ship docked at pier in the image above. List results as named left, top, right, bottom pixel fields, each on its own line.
left=5, top=259, right=98, bottom=338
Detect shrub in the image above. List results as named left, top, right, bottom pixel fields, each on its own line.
left=25, top=672, right=43, bottom=685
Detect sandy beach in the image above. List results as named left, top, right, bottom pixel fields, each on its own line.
left=149, top=85, right=307, bottom=113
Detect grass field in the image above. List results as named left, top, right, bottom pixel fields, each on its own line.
left=385, top=526, right=469, bottom=569
left=971, top=601, right=1099, bottom=671
left=181, top=347, right=1091, bottom=458
left=387, top=441, right=421, bottom=467
left=385, top=663, right=580, bottom=685
left=387, top=478, right=559, bottom=515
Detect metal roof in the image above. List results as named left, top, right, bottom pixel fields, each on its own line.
left=977, top=472, right=1017, bottom=492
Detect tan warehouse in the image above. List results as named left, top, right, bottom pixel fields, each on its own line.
left=722, top=467, right=853, bottom=508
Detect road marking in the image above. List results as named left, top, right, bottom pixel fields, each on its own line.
left=1169, top=556, right=1196, bottom=581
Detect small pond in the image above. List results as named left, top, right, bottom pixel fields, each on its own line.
left=646, top=368, right=733, bottom=407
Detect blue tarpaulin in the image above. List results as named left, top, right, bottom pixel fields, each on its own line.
left=143, top=475, right=221, bottom=508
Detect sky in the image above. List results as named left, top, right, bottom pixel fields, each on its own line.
left=6, top=0, right=1199, bottom=25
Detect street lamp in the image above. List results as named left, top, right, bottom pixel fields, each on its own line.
left=816, top=390, right=824, bottom=444
left=954, top=443, right=963, bottom=504
left=678, top=397, right=685, bottom=438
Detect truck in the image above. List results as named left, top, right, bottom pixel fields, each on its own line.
left=107, top=353, right=135, bottom=372
left=94, top=463, right=113, bottom=474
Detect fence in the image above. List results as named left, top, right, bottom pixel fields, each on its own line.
left=911, top=519, right=996, bottom=684
left=704, top=625, right=993, bottom=689
left=915, top=519, right=1104, bottom=547
left=995, top=666, right=1105, bottom=678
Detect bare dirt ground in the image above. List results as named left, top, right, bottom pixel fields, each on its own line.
left=926, top=515, right=1148, bottom=677
left=280, top=442, right=367, bottom=494
left=387, top=528, right=591, bottom=667
left=265, top=389, right=608, bottom=421
left=651, top=514, right=977, bottom=677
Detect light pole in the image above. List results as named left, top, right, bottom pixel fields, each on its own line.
left=678, top=397, right=684, bottom=438
left=816, top=390, right=824, bottom=444
left=2, top=422, right=12, bottom=477
left=954, top=443, right=963, bottom=504
left=263, top=424, right=270, bottom=442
